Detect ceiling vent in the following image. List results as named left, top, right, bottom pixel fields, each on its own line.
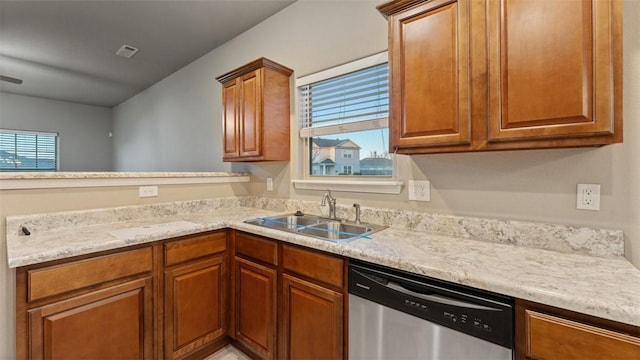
left=115, top=44, right=139, bottom=59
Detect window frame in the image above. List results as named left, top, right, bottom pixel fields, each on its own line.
left=0, top=128, right=59, bottom=172
left=296, top=51, right=392, bottom=180
left=292, top=51, right=404, bottom=194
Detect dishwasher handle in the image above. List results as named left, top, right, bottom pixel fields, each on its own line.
left=386, top=281, right=499, bottom=311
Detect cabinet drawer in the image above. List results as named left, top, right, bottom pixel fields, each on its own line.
left=164, top=231, right=227, bottom=266
left=282, top=245, right=343, bottom=288
left=28, top=247, right=152, bottom=302
left=235, top=232, right=278, bottom=266
left=524, top=310, right=640, bottom=360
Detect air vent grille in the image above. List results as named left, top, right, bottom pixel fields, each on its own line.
left=115, top=44, right=139, bottom=59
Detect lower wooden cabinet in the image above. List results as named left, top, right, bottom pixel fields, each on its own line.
left=163, top=231, right=229, bottom=359
left=232, top=231, right=347, bottom=360
left=16, top=246, right=155, bottom=359
left=234, top=257, right=277, bottom=359
left=281, top=274, right=343, bottom=360
left=516, top=299, right=640, bottom=360
left=164, top=255, right=227, bottom=359
left=16, top=231, right=230, bottom=360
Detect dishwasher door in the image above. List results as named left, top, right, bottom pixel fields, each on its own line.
left=349, top=294, right=513, bottom=360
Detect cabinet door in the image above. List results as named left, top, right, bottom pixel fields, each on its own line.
left=239, top=69, right=263, bottom=158
left=164, top=255, right=227, bottom=359
left=27, top=277, right=153, bottom=360
left=388, top=0, right=471, bottom=149
left=234, top=257, right=277, bottom=359
left=487, top=0, right=618, bottom=142
left=280, top=274, right=343, bottom=360
left=222, top=79, right=240, bottom=159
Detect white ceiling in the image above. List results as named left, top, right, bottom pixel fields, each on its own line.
left=0, top=0, right=295, bottom=108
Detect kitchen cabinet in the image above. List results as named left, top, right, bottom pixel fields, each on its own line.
left=232, top=232, right=278, bottom=359
left=378, top=0, right=623, bottom=154
left=231, top=232, right=347, bottom=359
left=216, top=58, right=293, bottom=162
left=15, top=247, right=154, bottom=359
left=280, top=245, right=345, bottom=360
left=16, top=231, right=230, bottom=360
left=163, top=232, right=228, bottom=359
left=515, top=299, right=640, bottom=360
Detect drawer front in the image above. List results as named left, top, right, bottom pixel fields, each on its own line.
left=282, top=245, right=344, bottom=288
left=164, top=231, right=227, bottom=266
left=524, top=310, right=640, bottom=360
left=235, top=232, right=278, bottom=266
left=28, top=247, right=152, bottom=302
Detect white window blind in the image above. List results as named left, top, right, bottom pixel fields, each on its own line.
left=297, top=52, right=392, bottom=178
left=0, top=129, right=58, bottom=171
left=298, top=52, right=389, bottom=138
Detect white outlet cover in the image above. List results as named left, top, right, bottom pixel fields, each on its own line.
left=408, top=180, right=430, bottom=202
left=577, top=183, right=600, bottom=211
left=266, top=177, right=274, bottom=192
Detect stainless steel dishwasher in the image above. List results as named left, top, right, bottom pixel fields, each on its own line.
left=349, top=261, right=514, bottom=359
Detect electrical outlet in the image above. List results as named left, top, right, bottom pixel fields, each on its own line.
left=408, top=180, right=430, bottom=202
left=266, top=177, right=274, bottom=192
left=139, top=186, right=158, bottom=198
left=576, top=184, right=600, bottom=211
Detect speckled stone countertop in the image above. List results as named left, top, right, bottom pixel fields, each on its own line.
left=6, top=197, right=639, bottom=327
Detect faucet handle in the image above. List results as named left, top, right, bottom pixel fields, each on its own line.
left=353, top=203, right=362, bottom=224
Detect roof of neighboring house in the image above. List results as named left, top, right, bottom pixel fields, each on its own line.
left=312, top=138, right=360, bottom=149
left=360, top=157, right=393, bottom=168
left=316, top=158, right=335, bottom=165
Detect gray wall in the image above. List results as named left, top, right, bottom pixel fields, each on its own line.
left=0, top=93, right=113, bottom=171
left=113, top=0, right=640, bottom=269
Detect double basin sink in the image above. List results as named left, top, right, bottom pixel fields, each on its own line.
left=244, top=213, right=386, bottom=243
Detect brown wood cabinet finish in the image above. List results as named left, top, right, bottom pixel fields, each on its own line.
left=164, top=255, right=228, bottom=359
left=235, top=232, right=279, bottom=266
left=27, top=247, right=152, bottom=302
left=29, top=278, right=154, bottom=360
left=17, top=231, right=230, bottom=360
left=515, top=299, right=640, bottom=360
left=378, top=0, right=623, bottom=154
left=231, top=232, right=347, bottom=360
left=216, top=58, right=293, bottom=162
left=282, top=244, right=344, bottom=289
left=164, top=231, right=227, bottom=266
left=280, top=274, right=344, bottom=360
left=234, top=257, right=277, bottom=359
left=16, top=246, right=155, bottom=360
left=386, top=0, right=472, bottom=148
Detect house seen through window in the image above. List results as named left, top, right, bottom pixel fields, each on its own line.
left=0, top=129, right=58, bottom=171
left=298, top=53, right=391, bottom=177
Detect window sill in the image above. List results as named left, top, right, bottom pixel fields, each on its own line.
left=292, top=179, right=403, bottom=194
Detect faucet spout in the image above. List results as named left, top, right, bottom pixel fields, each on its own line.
left=321, top=190, right=338, bottom=220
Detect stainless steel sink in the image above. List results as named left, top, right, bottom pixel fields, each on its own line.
left=244, top=214, right=386, bottom=243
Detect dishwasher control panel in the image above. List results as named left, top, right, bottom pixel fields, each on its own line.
left=349, top=261, right=514, bottom=349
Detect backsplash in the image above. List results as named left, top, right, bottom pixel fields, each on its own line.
left=8, top=195, right=624, bottom=258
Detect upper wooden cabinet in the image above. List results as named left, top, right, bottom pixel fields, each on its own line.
left=216, top=58, right=293, bottom=162
left=378, top=0, right=623, bottom=154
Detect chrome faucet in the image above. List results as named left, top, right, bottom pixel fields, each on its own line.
left=353, top=203, right=361, bottom=224
left=321, top=190, right=337, bottom=220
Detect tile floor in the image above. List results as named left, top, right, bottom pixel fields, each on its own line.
left=205, top=345, right=251, bottom=360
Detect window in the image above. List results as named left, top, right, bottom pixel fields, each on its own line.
left=0, top=129, right=58, bottom=171
left=298, top=52, right=391, bottom=178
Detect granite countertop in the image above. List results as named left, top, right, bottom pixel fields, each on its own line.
left=6, top=197, right=640, bottom=327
